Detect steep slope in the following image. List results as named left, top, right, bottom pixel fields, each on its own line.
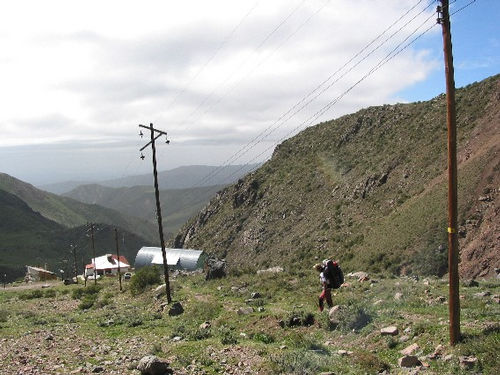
left=174, top=75, right=500, bottom=278
left=0, top=190, right=153, bottom=282
left=0, top=173, right=157, bottom=242
left=63, top=184, right=224, bottom=234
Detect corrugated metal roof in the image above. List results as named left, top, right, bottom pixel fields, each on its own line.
left=135, top=247, right=206, bottom=270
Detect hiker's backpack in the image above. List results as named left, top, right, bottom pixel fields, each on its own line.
left=323, top=260, right=344, bottom=289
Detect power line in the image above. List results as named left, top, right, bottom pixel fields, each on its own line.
left=205, top=10, right=441, bottom=189
left=193, top=0, right=434, bottom=188
left=176, top=0, right=308, bottom=130
left=165, top=1, right=260, bottom=110
left=215, top=0, right=478, bottom=187
left=179, top=0, right=333, bottom=136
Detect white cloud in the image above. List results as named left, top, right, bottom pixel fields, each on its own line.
left=0, top=0, right=444, bottom=183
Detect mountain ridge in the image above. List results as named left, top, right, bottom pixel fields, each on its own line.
left=40, top=164, right=260, bottom=194
left=0, top=189, right=152, bottom=282
left=0, top=173, right=157, bottom=242
left=173, top=74, right=500, bottom=279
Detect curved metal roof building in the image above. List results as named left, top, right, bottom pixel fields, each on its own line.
left=134, top=247, right=206, bottom=271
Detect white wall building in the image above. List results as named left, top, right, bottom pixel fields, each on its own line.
left=85, top=254, right=130, bottom=277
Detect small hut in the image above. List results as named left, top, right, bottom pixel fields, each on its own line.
left=134, top=247, right=206, bottom=271
left=25, top=266, right=57, bottom=282
left=85, top=254, right=130, bottom=277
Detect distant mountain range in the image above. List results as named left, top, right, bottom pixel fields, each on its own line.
left=63, top=183, right=225, bottom=234
left=40, top=164, right=260, bottom=194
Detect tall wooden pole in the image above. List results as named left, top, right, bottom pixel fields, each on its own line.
left=439, top=0, right=460, bottom=345
left=139, top=123, right=172, bottom=303
left=114, top=228, right=123, bottom=292
left=89, top=223, right=97, bottom=286
left=82, top=256, right=87, bottom=287
left=71, top=244, right=78, bottom=284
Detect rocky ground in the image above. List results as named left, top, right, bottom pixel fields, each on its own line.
left=1, top=271, right=499, bottom=374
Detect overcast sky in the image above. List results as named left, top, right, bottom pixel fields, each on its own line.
left=0, top=0, right=498, bottom=186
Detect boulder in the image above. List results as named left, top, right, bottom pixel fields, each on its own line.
left=398, top=355, right=421, bottom=368
left=237, top=307, right=254, bottom=315
left=256, top=266, right=283, bottom=274
left=380, top=326, right=399, bottom=336
left=168, top=302, right=184, bottom=316
left=400, top=343, right=420, bottom=356
left=459, top=356, right=478, bottom=369
left=474, top=291, right=491, bottom=298
left=328, top=305, right=345, bottom=327
left=251, top=292, right=262, bottom=299
left=428, top=344, right=445, bottom=359
left=462, top=279, right=479, bottom=287
left=137, top=355, right=173, bottom=375
left=199, top=321, right=211, bottom=330
left=347, top=271, right=369, bottom=280
left=154, top=285, right=167, bottom=299
left=205, top=258, right=226, bottom=280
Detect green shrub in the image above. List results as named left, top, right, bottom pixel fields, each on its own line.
left=0, top=310, right=9, bottom=323
left=43, top=289, right=56, bottom=298
left=218, top=325, right=238, bottom=345
left=79, top=294, right=98, bottom=310
left=19, top=289, right=44, bottom=300
left=130, top=266, right=161, bottom=296
left=252, top=332, right=274, bottom=344
left=336, top=304, right=373, bottom=332
left=270, top=349, right=336, bottom=375
left=353, top=351, right=390, bottom=373
left=72, top=285, right=101, bottom=300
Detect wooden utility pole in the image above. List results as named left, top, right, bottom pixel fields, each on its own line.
left=438, top=0, right=460, bottom=345
left=71, top=244, right=78, bottom=284
left=88, top=223, right=97, bottom=286
left=114, top=228, right=123, bottom=292
left=139, top=123, right=172, bottom=303
left=82, top=256, right=87, bottom=287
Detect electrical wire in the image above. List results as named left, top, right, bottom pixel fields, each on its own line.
left=204, top=10, right=442, bottom=187
left=192, top=0, right=434, bottom=188
left=165, top=1, right=260, bottom=110
left=210, top=0, right=477, bottom=188
left=176, top=0, right=308, bottom=131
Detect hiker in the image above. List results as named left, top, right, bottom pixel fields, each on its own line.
left=314, top=263, right=333, bottom=312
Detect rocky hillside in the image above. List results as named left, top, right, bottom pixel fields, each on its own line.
left=0, top=173, right=157, bottom=242
left=174, top=75, right=500, bottom=278
left=0, top=190, right=152, bottom=282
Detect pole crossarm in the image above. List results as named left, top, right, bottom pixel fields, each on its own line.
left=140, top=133, right=163, bottom=151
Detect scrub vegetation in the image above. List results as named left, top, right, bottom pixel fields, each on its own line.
left=0, top=271, right=498, bottom=374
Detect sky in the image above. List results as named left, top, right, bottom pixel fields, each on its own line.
left=0, top=0, right=498, bottom=186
